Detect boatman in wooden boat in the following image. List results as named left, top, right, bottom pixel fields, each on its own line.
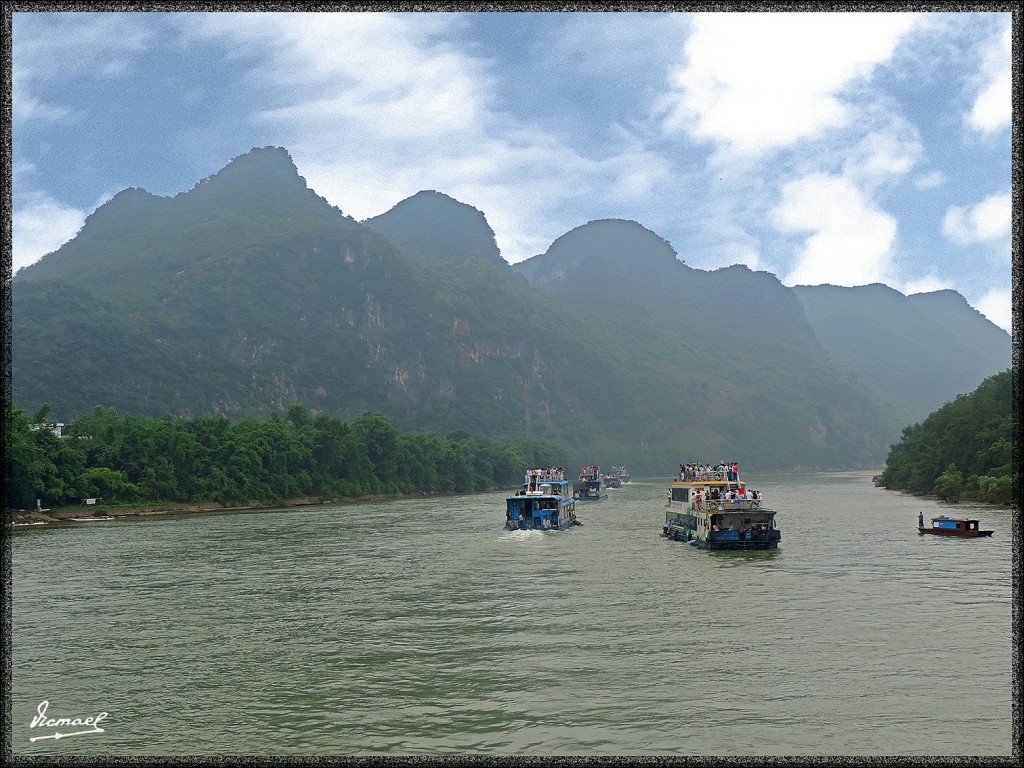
left=919, top=511, right=924, bottom=528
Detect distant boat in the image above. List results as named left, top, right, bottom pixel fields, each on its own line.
left=602, top=473, right=622, bottom=489
left=602, top=466, right=630, bottom=488
left=573, top=465, right=606, bottom=501
left=918, top=515, right=992, bottom=537
left=505, top=468, right=579, bottom=531
left=662, top=463, right=780, bottom=550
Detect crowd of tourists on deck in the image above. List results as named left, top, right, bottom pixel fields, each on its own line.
left=678, top=462, right=739, bottom=482
left=691, top=486, right=761, bottom=511
left=526, top=466, right=564, bottom=482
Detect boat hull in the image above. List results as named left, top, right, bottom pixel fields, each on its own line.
left=693, top=538, right=780, bottom=550
left=918, top=526, right=993, bottom=537
left=663, top=524, right=780, bottom=549
left=506, top=517, right=577, bottom=531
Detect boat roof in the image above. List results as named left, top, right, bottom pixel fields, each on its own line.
left=509, top=486, right=568, bottom=499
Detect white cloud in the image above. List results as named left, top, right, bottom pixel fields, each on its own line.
left=177, top=12, right=683, bottom=264
left=974, top=288, right=1011, bottom=333
left=902, top=274, right=953, bottom=295
left=839, top=113, right=923, bottom=188
left=967, top=20, right=1010, bottom=134
left=719, top=240, right=763, bottom=272
left=773, top=173, right=897, bottom=287
left=185, top=13, right=483, bottom=139
left=12, top=12, right=152, bottom=125
left=941, top=190, right=1011, bottom=245
left=660, top=12, right=918, bottom=153
left=913, top=170, right=946, bottom=189
left=12, top=194, right=87, bottom=272
left=12, top=90, right=72, bottom=123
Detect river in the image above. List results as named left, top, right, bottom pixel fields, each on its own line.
left=9, top=472, right=1015, bottom=756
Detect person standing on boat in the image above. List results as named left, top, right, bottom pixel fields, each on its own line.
left=918, top=510, right=924, bottom=528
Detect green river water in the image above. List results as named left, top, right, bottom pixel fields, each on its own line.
left=9, top=472, right=1015, bottom=756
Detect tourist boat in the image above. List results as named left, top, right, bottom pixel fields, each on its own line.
left=918, top=515, right=993, bottom=537
left=662, top=463, right=780, bottom=550
left=602, top=466, right=630, bottom=488
left=505, top=467, right=580, bottom=530
left=573, top=465, right=607, bottom=501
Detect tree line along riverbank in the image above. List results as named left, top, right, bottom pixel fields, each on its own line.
left=874, top=369, right=1015, bottom=505
left=5, top=402, right=560, bottom=518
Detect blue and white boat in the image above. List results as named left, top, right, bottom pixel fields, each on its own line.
left=662, top=463, right=780, bottom=550
left=505, top=467, right=580, bottom=531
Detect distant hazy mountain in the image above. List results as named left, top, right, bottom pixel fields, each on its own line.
left=363, top=190, right=503, bottom=266
left=513, top=220, right=894, bottom=469
left=11, top=147, right=1012, bottom=472
left=791, top=284, right=1011, bottom=428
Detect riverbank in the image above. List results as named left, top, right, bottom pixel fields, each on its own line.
left=4, top=491, right=456, bottom=526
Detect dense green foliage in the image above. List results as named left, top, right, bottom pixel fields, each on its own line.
left=4, top=401, right=560, bottom=509
left=11, top=147, right=1011, bottom=474
left=875, top=370, right=1016, bottom=504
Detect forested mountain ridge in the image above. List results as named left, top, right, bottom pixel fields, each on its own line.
left=11, top=147, right=1011, bottom=473
left=13, top=148, right=650, bottom=462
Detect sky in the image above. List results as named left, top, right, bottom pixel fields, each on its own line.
left=9, top=9, right=1015, bottom=332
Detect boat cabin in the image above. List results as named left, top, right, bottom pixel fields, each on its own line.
left=506, top=468, right=577, bottom=530
left=927, top=517, right=985, bottom=532
left=664, top=461, right=780, bottom=549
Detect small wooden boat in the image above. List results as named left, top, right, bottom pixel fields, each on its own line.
left=918, top=515, right=993, bottom=537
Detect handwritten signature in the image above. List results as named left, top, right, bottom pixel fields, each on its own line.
left=29, top=700, right=108, bottom=742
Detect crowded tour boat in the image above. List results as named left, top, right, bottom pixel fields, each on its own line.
left=918, top=513, right=993, bottom=537
left=573, top=465, right=606, bottom=501
left=602, top=466, right=630, bottom=488
left=662, top=462, right=781, bottom=550
left=506, top=467, right=580, bottom=531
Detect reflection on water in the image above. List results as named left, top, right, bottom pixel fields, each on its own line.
left=11, top=474, right=1013, bottom=756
